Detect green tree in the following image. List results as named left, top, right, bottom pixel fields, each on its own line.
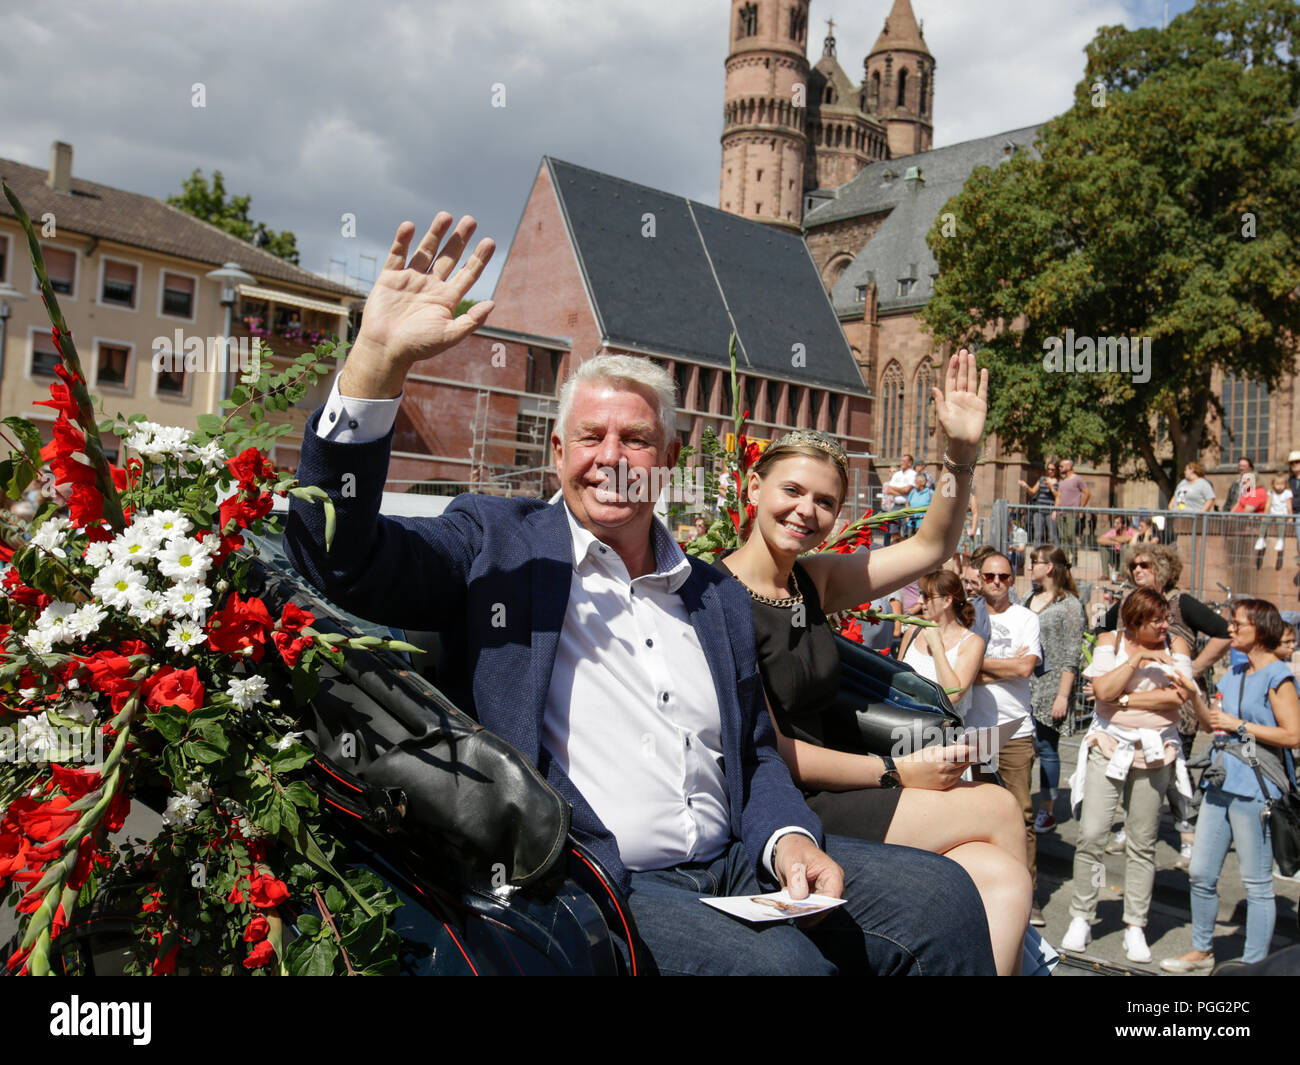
left=168, top=169, right=300, bottom=265
left=922, top=0, right=1300, bottom=496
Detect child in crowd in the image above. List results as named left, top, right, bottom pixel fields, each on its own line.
left=1257, top=474, right=1293, bottom=554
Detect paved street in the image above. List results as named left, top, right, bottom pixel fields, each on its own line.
left=1037, top=731, right=1300, bottom=976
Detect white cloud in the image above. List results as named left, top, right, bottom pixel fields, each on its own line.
left=0, top=0, right=1185, bottom=297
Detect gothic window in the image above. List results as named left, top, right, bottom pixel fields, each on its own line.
left=920, top=71, right=929, bottom=116
left=1221, top=374, right=1270, bottom=464
left=789, top=7, right=806, bottom=42
left=913, top=362, right=935, bottom=458
left=880, top=361, right=905, bottom=458
left=738, top=3, right=758, bottom=38
left=897, top=68, right=908, bottom=108
left=823, top=84, right=835, bottom=105
left=870, top=72, right=881, bottom=109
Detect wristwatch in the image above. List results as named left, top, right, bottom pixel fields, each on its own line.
left=1119, top=693, right=1131, bottom=708
left=879, top=755, right=903, bottom=789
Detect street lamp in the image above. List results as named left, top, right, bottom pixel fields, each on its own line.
left=0, top=281, right=29, bottom=414
left=205, top=262, right=256, bottom=402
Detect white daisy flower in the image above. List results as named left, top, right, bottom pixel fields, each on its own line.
left=83, top=542, right=112, bottom=568
left=91, top=563, right=147, bottom=610
left=165, top=620, right=207, bottom=656
left=68, top=603, right=109, bottom=639
left=188, top=441, right=227, bottom=472
left=226, top=675, right=269, bottom=710
left=126, top=589, right=168, bottom=624
left=109, top=523, right=162, bottom=566
left=157, top=536, right=213, bottom=582
left=16, top=713, right=59, bottom=760
left=30, top=517, right=71, bottom=559
left=34, top=601, right=79, bottom=642
left=162, top=792, right=203, bottom=827
left=22, top=630, right=55, bottom=655
left=164, top=581, right=212, bottom=621
left=141, top=509, right=192, bottom=540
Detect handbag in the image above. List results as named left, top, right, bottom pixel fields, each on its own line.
left=822, top=633, right=963, bottom=757
left=1234, top=669, right=1300, bottom=878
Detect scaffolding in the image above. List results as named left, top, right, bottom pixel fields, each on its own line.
left=467, top=389, right=558, bottom=497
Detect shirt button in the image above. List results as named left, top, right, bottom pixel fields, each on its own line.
left=661, top=692, right=669, bottom=703
left=685, top=736, right=691, bottom=748
left=348, top=419, right=359, bottom=429
left=328, top=411, right=337, bottom=422
left=645, top=638, right=654, bottom=648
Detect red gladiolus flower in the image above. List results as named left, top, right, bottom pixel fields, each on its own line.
left=243, top=939, right=275, bottom=969
left=152, top=944, right=179, bottom=976
left=243, top=915, right=270, bottom=942
left=50, top=764, right=101, bottom=800
left=277, top=602, right=314, bottom=636
left=140, top=890, right=163, bottom=915
left=841, top=619, right=864, bottom=644
left=271, top=631, right=313, bottom=668
left=66, top=483, right=106, bottom=529
left=248, top=872, right=290, bottom=909
left=104, top=789, right=131, bottom=834
left=33, top=380, right=78, bottom=421
left=142, top=666, right=205, bottom=714
left=228, top=884, right=246, bottom=905
left=0, top=832, right=29, bottom=882
left=18, top=795, right=80, bottom=844
left=206, top=593, right=274, bottom=662
left=2, top=568, right=51, bottom=612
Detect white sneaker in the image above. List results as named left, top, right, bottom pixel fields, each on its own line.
left=1061, top=916, right=1091, bottom=952
left=1277, top=540, right=1286, bottom=552
left=1255, top=537, right=1267, bottom=550
left=1124, top=926, right=1152, bottom=963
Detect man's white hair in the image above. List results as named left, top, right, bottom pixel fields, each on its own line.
left=555, top=354, right=678, bottom=442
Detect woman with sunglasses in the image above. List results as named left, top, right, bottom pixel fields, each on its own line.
left=1062, top=588, right=1198, bottom=962
left=716, top=359, right=1034, bottom=974
left=1162, top=599, right=1300, bottom=971
left=1026, top=546, right=1085, bottom=837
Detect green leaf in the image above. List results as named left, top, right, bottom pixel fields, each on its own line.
left=295, top=913, right=322, bottom=938
left=196, top=414, right=224, bottom=435
left=324, top=886, right=346, bottom=914
left=285, top=933, right=336, bottom=976
left=270, top=744, right=314, bottom=773
left=147, top=704, right=190, bottom=744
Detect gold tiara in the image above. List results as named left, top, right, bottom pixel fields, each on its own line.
left=769, top=429, right=849, bottom=475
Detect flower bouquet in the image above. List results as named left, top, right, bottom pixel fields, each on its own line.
left=0, top=183, right=414, bottom=975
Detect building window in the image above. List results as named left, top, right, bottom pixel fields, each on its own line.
left=879, top=361, right=905, bottom=458
left=855, top=285, right=868, bottom=303
left=920, top=71, right=929, bottom=116
left=787, top=385, right=805, bottom=423
left=100, top=259, right=139, bottom=309
left=897, top=278, right=916, bottom=297
left=737, top=2, right=758, bottom=38
left=913, top=362, right=935, bottom=458
left=870, top=72, right=881, bottom=109
left=95, top=342, right=133, bottom=390
left=30, top=330, right=61, bottom=377
left=42, top=246, right=77, bottom=296
left=160, top=271, right=196, bottom=319
left=674, top=363, right=691, bottom=410
left=828, top=392, right=843, bottom=433
left=897, top=68, right=909, bottom=108
left=0, top=234, right=8, bottom=282
left=1221, top=374, right=1270, bottom=465
left=696, top=367, right=715, bottom=411
left=156, top=365, right=189, bottom=399
left=789, top=7, right=806, bottom=42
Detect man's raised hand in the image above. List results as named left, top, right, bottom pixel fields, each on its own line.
left=342, top=215, right=496, bottom=399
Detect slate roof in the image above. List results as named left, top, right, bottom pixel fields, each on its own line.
left=543, top=157, right=869, bottom=396
left=803, top=124, right=1042, bottom=315
left=0, top=154, right=364, bottom=301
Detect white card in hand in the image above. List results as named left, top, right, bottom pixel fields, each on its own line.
left=699, top=890, right=848, bottom=923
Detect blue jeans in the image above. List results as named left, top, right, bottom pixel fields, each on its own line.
left=1034, top=720, right=1061, bottom=795
left=620, top=836, right=996, bottom=975
left=1190, top=789, right=1276, bottom=963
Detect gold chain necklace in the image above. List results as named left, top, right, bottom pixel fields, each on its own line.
left=731, top=573, right=803, bottom=607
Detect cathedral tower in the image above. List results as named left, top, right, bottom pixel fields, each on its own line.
left=864, top=0, right=935, bottom=158
left=719, top=0, right=811, bottom=230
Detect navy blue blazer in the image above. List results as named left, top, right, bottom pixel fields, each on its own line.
left=284, top=411, right=823, bottom=890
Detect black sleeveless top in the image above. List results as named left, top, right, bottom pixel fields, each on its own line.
left=714, top=557, right=841, bottom=747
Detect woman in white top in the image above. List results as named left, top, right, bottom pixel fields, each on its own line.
left=898, top=570, right=983, bottom=721
left=1060, top=587, right=1196, bottom=964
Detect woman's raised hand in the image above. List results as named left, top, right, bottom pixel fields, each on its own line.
left=931, top=348, right=988, bottom=454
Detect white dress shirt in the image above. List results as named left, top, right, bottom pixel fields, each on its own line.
left=313, top=372, right=810, bottom=874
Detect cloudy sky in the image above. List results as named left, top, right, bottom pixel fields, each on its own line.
left=0, top=0, right=1194, bottom=298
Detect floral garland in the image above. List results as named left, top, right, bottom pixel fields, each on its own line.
left=0, top=181, right=408, bottom=975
